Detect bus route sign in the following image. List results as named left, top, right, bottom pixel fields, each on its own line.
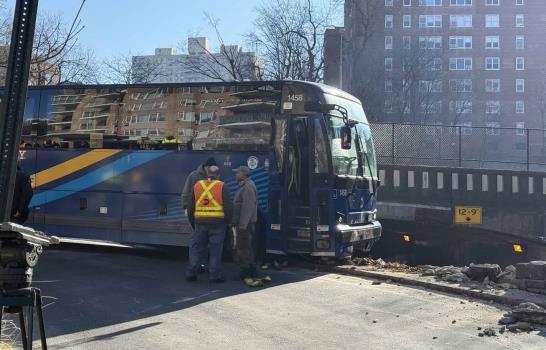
left=454, top=206, right=482, bottom=224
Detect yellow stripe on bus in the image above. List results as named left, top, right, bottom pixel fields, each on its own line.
left=31, top=149, right=122, bottom=188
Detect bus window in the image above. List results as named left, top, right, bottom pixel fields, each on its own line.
left=273, top=118, right=287, bottom=174
left=314, top=119, right=329, bottom=174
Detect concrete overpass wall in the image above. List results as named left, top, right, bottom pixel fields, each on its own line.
left=377, top=164, right=546, bottom=242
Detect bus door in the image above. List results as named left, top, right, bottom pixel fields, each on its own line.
left=284, top=115, right=314, bottom=253
left=271, top=114, right=331, bottom=255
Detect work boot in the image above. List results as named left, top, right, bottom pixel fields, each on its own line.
left=244, top=277, right=263, bottom=287
left=260, top=263, right=271, bottom=270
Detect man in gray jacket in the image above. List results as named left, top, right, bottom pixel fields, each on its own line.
left=182, top=157, right=217, bottom=227
left=232, top=165, right=265, bottom=287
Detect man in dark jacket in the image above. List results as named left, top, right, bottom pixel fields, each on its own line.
left=186, top=166, right=233, bottom=283
left=11, top=166, right=33, bottom=225
left=181, top=157, right=217, bottom=227
left=232, top=166, right=266, bottom=287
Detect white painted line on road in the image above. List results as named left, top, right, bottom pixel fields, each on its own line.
left=408, top=171, right=415, bottom=188
left=482, top=174, right=488, bottom=192
left=466, top=174, right=473, bottom=191
left=379, top=169, right=386, bottom=185
left=529, top=177, right=534, bottom=194
left=437, top=172, right=444, bottom=189
left=452, top=173, right=458, bottom=190
left=512, top=176, right=519, bottom=193
left=393, top=170, right=400, bottom=187
left=497, top=175, right=503, bottom=193
left=422, top=171, right=429, bottom=189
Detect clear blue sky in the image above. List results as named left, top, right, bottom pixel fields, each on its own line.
left=35, top=0, right=264, bottom=59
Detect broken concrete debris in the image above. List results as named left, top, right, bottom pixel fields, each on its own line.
left=496, top=303, right=546, bottom=333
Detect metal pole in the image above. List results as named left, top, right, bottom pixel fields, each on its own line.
left=339, top=29, right=344, bottom=90
left=458, top=126, right=462, bottom=167
left=526, top=128, right=530, bottom=172
left=0, top=0, right=39, bottom=222
left=391, top=123, right=395, bottom=164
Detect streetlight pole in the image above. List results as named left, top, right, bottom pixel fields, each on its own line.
left=339, top=28, right=345, bottom=90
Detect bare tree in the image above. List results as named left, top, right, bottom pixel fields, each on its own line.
left=247, top=0, right=340, bottom=82
left=0, top=0, right=95, bottom=85
left=101, top=52, right=166, bottom=84
left=182, top=13, right=263, bottom=82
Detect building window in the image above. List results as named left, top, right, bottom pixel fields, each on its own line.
left=385, top=57, right=393, bottom=71
left=485, top=79, right=501, bottom=92
left=485, top=15, right=500, bottom=27
left=404, top=0, right=412, bottom=5
left=420, top=0, right=442, bottom=5
left=450, top=101, right=473, bottom=114
left=403, top=36, right=412, bottom=49
left=516, top=57, right=525, bottom=70
left=516, top=0, right=524, bottom=5
left=485, top=101, right=500, bottom=114
left=199, top=112, right=216, bottom=124
left=419, top=36, right=442, bottom=49
left=449, top=79, right=473, bottom=92
left=450, top=15, right=472, bottom=27
left=423, top=57, right=443, bottom=71
left=485, top=36, right=500, bottom=49
left=403, top=15, right=412, bottom=28
left=516, top=35, right=525, bottom=49
left=177, top=128, right=194, bottom=137
left=449, top=36, right=472, bottom=49
left=385, top=15, right=393, bottom=28
left=516, top=101, right=525, bottom=114
left=385, top=36, right=393, bottom=49
left=485, top=57, right=500, bottom=70
left=176, top=111, right=195, bottom=122
left=486, top=122, right=500, bottom=136
left=385, top=0, right=393, bottom=6
left=420, top=101, right=442, bottom=114
left=516, top=122, right=525, bottom=136
left=449, top=57, right=472, bottom=70
left=486, top=0, right=499, bottom=5
left=384, top=99, right=393, bottom=113
left=419, top=80, right=443, bottom=93
left=181, top=99, right=196, bottom=106
left=385, top=80, right=393, bottom=92
left=516, top=15, right=524, bottom=27
left=450, top=0, right=472, bottom=5
left=516, top=79, right=525, bottom=92
left=419, top=15, right=442, bottom=28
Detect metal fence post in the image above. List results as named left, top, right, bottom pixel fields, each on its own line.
left=458, top=126, right=462, bottom=167
left=526, top=129, right=530, bottom=172
left=391, top=123, right=395, bottom=164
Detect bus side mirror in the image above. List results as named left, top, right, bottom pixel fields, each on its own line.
left=340, top=125, right=352, bottom=150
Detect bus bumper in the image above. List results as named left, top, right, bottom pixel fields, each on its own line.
left=336, top=221, right=382, bottom=243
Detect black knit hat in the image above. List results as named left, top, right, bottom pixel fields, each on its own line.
left=204, top=157, right=217, bottom=167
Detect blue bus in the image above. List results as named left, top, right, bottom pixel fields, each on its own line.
left=17, top=81, right=381, bottom=258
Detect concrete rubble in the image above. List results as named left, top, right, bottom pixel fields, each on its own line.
left=495, top=302, right=546, bottom=333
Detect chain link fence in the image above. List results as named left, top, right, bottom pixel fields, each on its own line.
left=370, top=123, right=546, bottom=171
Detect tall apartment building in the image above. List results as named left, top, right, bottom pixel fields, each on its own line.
left=131, top=37, right=263, bottom=84
left=329, top=0, right=546, bottom=134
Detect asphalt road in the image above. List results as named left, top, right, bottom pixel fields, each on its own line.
left=17, top=245, right=546, bottom=349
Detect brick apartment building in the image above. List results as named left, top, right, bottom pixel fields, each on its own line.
left=326, top=0, right=546, bottom=135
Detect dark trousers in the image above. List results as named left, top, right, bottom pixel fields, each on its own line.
left=186, top=223, right=226, bottom=280
left=236, top=223, right=256, bottom=277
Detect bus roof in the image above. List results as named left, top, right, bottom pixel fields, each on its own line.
left=22, top=80, right=362, bottom=105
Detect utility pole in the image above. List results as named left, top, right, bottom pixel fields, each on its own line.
left=0, top=0, right=39, bottom=222
left=339, top=28, right=345, bottom=90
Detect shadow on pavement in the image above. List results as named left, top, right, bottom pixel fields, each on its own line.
left=32, top=243, right=321, bottom=339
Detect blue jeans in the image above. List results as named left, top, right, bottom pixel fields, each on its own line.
left=186, top=223, right=226, bottom=280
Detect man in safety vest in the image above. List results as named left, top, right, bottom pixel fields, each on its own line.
left=181, top=157, right=217, bottom=227
left=186, top=165, right=233, bottom=283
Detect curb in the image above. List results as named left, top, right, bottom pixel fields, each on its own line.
left=331, top=266, right=546, bottom=309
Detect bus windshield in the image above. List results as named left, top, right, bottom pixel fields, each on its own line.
left=324, top=94, right=377, bottom=178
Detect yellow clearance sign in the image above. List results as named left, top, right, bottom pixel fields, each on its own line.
left=454, top=206, right=482, bottom=224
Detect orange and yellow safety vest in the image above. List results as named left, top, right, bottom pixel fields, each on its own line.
left=193, top=179, right=225, bottom=219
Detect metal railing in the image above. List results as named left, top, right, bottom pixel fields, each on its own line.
left=370, top=123, right=546, bottom=171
